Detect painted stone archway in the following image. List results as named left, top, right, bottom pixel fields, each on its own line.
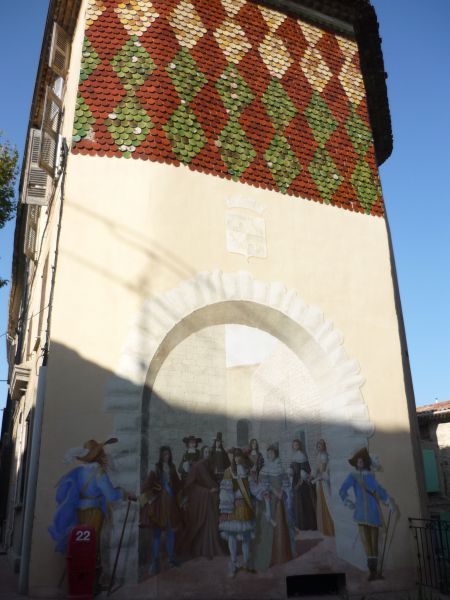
left=103, top=271, right=374, bottom=583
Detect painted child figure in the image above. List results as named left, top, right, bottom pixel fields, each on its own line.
left=339, top=447, right=395, bottom=581
left=179, top=435, right=202, bottom=481
left=219, top=448, right=260, bottom=577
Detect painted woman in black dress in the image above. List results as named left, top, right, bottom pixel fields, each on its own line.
left=290, top=439, right=317, bottom=531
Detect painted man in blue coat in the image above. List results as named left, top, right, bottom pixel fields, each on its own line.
left=339, top=447, right=395, bottom=581
left=48, top=438, right=135, bottom=591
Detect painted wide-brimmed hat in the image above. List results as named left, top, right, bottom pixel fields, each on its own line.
left=348, top=447, right=371, bottom=468
left=77, top=438, right=118, bottom=463
left=182, top=435, right=202, bottom=445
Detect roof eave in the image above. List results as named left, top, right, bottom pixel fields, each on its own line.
left=8, top=0, right=82, bottom=339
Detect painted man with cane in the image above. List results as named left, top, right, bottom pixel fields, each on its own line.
left=48, top=438, right=136, bottom=592
left=339, top=447, right=396, bottom=581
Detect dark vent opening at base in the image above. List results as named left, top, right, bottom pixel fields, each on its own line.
left=286, top=573, right=347, bottom=597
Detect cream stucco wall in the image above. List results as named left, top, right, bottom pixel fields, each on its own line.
left=4, top=0, right=419, bottom=595
left=26, top=150, right=423, bottom=593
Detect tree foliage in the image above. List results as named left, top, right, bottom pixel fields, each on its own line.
left=0, top=134, right=18, bottom=288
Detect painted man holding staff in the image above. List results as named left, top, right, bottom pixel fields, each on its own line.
left=339, top=447, right=395, bottom=581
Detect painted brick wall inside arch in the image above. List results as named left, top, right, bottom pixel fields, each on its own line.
left=73, top=0, right=384, bottom=216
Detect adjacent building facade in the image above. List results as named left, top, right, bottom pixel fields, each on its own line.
left=0, top=0, right=425, bottom=597
left=418, top=400, right=450, bottom=518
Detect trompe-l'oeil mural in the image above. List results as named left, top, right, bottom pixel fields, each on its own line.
left=49, top=434, right=396, bottom=588
left=48, top=324, right=399, bottom=594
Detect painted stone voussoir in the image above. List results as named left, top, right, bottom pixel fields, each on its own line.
left=318, top=329, right=345, bottom=353
left=103, top=395, right=141, bottom=412
left=299, top=304, right=324, bottom=334
left=114, top=413, right=141, bottom=432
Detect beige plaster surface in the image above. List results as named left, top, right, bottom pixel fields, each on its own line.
left=26, top=150, right=423, bottom=594
left=4, top=0, right=421, bottom=594
left=26, top=8, right=423, bottom=581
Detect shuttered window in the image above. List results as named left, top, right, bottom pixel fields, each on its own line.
left=24, top=205, right=40, bottom=260
left=423, top=448, right=440, bottom=493
left=49, top=22, right=70, bottom=77
left=39, top=88, right=63, bottom=177
left=23, top=129, right=51, bottom=205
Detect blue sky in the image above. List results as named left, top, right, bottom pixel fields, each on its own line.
left=0, top=0, right=449, bottom=417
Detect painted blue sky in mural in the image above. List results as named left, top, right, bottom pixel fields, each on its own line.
left=0, top=0, right=449, bottom=419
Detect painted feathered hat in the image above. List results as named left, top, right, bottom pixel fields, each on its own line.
left=64, top=437, right=118, bottom=465
left=348, top=447, right=371, bottom=469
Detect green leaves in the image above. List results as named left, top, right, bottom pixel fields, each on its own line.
left=0, top=134, right=18, bottom=228
left=0, top=133, right=18, bottom=287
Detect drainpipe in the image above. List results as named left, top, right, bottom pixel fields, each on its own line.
left=18, top=365, right=47, bottom=594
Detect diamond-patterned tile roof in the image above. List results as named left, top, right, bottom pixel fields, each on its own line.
left=114, top=0, right=159, bottom=37
left=259, top=33, right=293, bottom=79
left=169, top=0, right=207, bottom=49
left=259, top=5, right=286, bottom=31
left=214, top=18, right=251, bottom=65
left=300, top=46, right=332, bottom=93
left=221, top=0, right=246, bottom=18
left=86, top=0, right=107, bottom=29
left=72, top=0, right=385, bottom=216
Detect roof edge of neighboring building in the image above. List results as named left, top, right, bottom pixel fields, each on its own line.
left=417, top=400, right=450, bottom=419
left=252, top=0, right=393, bottom=166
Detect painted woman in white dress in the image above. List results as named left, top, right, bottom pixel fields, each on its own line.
left=252, top=444, right=296, bottom=572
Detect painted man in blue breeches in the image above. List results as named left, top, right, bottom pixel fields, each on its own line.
left=339, top=447, right=395, bottom=581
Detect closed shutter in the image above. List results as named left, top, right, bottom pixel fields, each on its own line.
left=23, top=129, right=51, bottom=205
left=24, top=205, right=40, bottom=260
left=423, top=448, right=440, bottom=493
left=39, top=87, right=62, bottom=176
left=49, top=22, right=70, bottom=77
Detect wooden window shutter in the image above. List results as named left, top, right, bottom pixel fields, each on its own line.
left=39, top=87, right=63, bottom=177
left=24, top=205, right=40, bottom=260
left=49, top=22, right=70, bottom=77
left=422, top=448, right=440, bottom=493
left=23, top=129, right=51, bottom=205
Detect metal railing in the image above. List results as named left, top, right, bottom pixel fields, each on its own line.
left=409, top=517, right=450, bottom=593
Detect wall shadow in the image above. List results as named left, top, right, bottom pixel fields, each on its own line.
left=14, top=340, right=425, bottom=598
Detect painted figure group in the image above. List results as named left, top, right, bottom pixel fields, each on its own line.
left=139, top=435, right=338, bottom=578
left=48, top=434, right=395, bottom=585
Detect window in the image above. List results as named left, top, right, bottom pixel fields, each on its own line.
left=237, top=419, right=250, bottom=447
left=422, top=448, right=440, bottom=493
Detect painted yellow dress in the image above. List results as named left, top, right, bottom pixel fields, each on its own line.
left=314, top=451, right=335, bottom=536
